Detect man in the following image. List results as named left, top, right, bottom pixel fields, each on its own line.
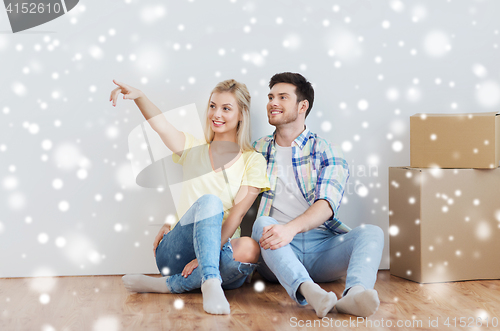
left=251, top=72, right=384, bottom=318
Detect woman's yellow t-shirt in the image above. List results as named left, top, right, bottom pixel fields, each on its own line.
left=170, top=132, right=270, bottom=238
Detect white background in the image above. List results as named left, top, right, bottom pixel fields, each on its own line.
left=1, top=0, right=499, bottom=278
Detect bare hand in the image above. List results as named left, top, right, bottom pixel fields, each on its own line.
left=259, top=224, right=296, bottom=250
left=181, top=259, right=198, bottom=278
left=109, top=79, right=143, bottom=106
left=153, top=224, right=171, bottom=257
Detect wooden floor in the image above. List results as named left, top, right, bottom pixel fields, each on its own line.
left=1, top=271, right=500, bottom=331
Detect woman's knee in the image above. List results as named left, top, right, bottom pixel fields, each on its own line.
left=252, top=216, right=277, bottom=238
left=196, top=194, right=223, bottom=219
left=231, top=237, right=260, bottom=264
left=197, top=194, right=223, bottom=208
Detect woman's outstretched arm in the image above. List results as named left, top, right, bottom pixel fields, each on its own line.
left=109, top=79, right=185, bottom=156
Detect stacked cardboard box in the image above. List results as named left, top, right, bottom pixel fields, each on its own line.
left=389, top=112, right=500, bottom=283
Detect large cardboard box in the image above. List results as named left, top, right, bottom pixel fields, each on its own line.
left=410, top=112, right=500, bottom=169
left=389, top=167, right=500, bottom=283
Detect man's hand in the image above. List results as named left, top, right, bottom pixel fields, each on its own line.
left=182, top=259, right=198, bottom=278
left=153, top=224, right=171, bottom=257
left=259, top=224, right=297, bottom=250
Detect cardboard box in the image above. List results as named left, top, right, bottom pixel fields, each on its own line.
left=389, top=167, right=500, bottom=283
left=410, top=112, right=500, bottom=169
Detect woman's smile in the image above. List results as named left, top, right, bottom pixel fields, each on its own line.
left=212, top=119, right=226, bottom=127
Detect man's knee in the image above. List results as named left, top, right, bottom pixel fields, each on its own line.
left=251, top=216, right=278, bottom=240
left=355, top=224, right=384, bottom=246
left=232, top=237, right=260, bottom=264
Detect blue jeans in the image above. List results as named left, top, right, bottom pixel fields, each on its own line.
left=155, top=194, right=256, bottom=293
left=251, top=216, right=384, bottom=305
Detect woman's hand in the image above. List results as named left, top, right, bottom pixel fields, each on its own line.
left=110, top=79, right=185, bottom=156
left=109, top=80, right=143, bottom=106
left=220, top=186, right=260, bottom=249
left=182, top=259, right=198, bottom=278
left=153, top=224, right=171, bottom=257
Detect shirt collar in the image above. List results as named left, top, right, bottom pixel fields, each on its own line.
left=270, top=125, right=311, bottom=150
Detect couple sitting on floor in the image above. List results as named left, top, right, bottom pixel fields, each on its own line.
left=110, top=72, right=384, bottom=318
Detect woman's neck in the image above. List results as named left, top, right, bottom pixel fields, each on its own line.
left=212, top=132, right=238, bottom=144
left=211, top=132, right=240, bottom=156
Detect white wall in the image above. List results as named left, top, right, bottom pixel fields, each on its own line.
left=1, top=0, right=499, bottom=277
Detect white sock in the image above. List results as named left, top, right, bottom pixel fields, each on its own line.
left=299, top=281, right=338, bottom=318
left=122, top=274, right=170, bottom=293
left=335, top=285, right=380, bottom=317
left=200, top=278, right=230, bottom=315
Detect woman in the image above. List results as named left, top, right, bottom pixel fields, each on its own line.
left=109, top=79, right=269, bottom=315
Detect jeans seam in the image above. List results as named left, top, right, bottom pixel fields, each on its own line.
left=195, top=199, right=223, bottom=285
left=301, top=233, right=306, bottom=263
left=315, top=234, right=356, bottom=253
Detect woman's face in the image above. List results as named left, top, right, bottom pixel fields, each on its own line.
left=208, top=92, right=241, bottom=138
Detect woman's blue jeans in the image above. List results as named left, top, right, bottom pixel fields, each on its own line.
left=155, top=194, right=256, bottom=293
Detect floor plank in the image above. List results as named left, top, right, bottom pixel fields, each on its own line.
left=1, top=271, right=500, bottom=330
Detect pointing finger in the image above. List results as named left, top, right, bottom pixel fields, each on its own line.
left=113, top=80, right=130, bottom=91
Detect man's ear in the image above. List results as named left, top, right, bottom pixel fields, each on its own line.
left=298, top=100, right=309, bottom=115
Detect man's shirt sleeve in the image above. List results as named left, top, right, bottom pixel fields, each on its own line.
left=314, top=140, right=350, bottom=221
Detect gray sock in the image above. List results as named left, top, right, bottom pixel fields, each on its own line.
left=201, top=278, right=230, bottom=315
left=122, top=274, right=170, bottom=293
left=335, top=285, right=380, bottom=317
left=299, top=281, right=338, bottom=318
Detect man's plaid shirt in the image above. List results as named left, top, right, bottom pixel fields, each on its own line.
left=253, top=127, right=351, bottom=234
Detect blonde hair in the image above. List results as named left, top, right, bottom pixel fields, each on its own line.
left=204, top=79, right=253, bottom=151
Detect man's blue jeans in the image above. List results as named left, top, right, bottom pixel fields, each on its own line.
left=251, top=216, right=384, bottom=305
left=155, top=194, right=256, bottom=293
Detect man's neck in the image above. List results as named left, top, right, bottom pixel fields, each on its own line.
left=274, top=122, right=306, bottom=147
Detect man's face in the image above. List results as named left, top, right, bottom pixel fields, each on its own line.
left=267, top=83, right=300, bottom=127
